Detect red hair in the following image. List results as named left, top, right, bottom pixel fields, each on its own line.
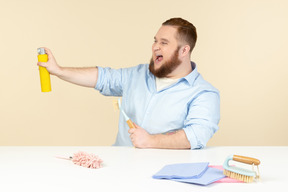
left=162, top=18, right=197, bottom=52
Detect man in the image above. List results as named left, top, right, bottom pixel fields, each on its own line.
left=37, top=18, right=220, bottom=149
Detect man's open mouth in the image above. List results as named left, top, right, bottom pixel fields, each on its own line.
left=155, top=54, right=163, bottom=62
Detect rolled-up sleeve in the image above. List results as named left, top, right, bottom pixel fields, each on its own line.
left=95, top=66, right=124, bottom=96
left=183, top=91, right=220, bottom=149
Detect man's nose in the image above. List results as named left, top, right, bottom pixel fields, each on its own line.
left=153, top=44, right=160, bottom=51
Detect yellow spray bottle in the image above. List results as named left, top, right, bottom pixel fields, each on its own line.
left=37, top=48, right=51, bottom=92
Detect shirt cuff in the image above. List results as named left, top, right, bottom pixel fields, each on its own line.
left=95, top=66, right=103, bottom=90
left=183, top=127, right=203, bottom=150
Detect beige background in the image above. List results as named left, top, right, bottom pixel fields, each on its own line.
left=0, top=0, right=287, bottom=146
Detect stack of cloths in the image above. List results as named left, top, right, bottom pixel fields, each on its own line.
left=152, top=162, right=226, bottom=186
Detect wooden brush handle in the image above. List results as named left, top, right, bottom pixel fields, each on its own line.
left=126, top=119, right=135, bottom=129
left=233, top=155, right=260, bottom=165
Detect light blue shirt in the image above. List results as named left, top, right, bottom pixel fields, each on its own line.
left=95, top=62, right=220, bottom=149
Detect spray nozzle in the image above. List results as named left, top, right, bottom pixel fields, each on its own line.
left=37, top=48, right=46, bottom=55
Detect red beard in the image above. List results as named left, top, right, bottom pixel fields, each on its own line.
left=149, top=47, right=181, bottom=78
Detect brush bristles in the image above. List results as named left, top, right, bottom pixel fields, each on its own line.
left=112, top=99, right=119, bottom=111
left=224, top=169, right=254, bottom=183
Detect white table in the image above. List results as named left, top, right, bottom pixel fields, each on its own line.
left=0, top=146, right=287, bottom=192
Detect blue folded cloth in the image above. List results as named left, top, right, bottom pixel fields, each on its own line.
left=153, top=162, right=226, bottom=186
left=152, top=162, right=209, bottom=179
left=172, top=167, right=226, bottom=186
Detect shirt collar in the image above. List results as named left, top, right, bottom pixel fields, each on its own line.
left=147, top=61, right=199, bottom=86
left=181, top=61, right=199, bottom=86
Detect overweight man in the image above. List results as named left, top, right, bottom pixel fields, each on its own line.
left=37, top=17, right=220, bottom=150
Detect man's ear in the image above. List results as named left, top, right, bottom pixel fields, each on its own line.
left=180, top=45, right=191, bottom=57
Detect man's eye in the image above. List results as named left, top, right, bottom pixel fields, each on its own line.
left=161, top=42, right=167, bottom=45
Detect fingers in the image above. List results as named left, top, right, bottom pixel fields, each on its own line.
left=128, top=123, right=140, bottom=145
left=44, top=47, right=53, bottom=58
left=37, top=47, right=55, bottom=68
left=38, top=47, right=50, bottom=54
left=38, top=47, right=53, bottom=60
left=129, top=133, right=134, bottom=141
left=37, top=62, right=46, bottom=68
left=128, top=127, right=134, bottom=134
left=128, top=125, right=136, bottom=142
left=128, top=123, right=139, bottom=134
left=43, top=47, right=50, bottom=53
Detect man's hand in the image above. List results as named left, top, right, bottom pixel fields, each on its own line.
left=37, top=47, right=62, bottom=76
left=128, top=124, right=191, bottom=149
left=37, top=47, right=98, bottom=88
left=128, top=123, right=155, bottom=148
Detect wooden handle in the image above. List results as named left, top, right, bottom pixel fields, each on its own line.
left=233, top=155, right=260, bottom=165
left=126, top=119, right=135, bottom=129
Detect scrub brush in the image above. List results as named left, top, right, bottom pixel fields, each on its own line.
left=113, top=98, right=135, bottom=129
left=56, top=151, right=103, bottom=169
left=223, top=155, right=260, bottom=183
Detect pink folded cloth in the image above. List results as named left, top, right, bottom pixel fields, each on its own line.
left=209, top=165, right=244, bottom=183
